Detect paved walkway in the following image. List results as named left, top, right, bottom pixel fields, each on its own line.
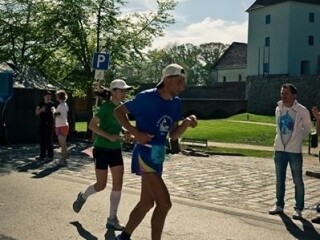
left=1, top=141, right=320, bottom=220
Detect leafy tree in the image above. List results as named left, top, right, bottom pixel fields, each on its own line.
left=0, top=0, right=178, bottom=136
left=198, top=42, right=229, bottom=85
left=0, top=0, right=55, bottom=66
left=135, top=42, right=229, bottom=86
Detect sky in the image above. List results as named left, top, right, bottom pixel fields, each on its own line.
left=122, top=0, right=254, bottom=49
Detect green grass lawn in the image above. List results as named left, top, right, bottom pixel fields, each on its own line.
left=227, top=113, right=275, bottom=124
left=75, top=121, right=87, bottom=132
left=76, top=113, right=276, bottom=146
left=182, top=119, right=275, bottom=146
left=75, top=113, right=314, bottom=158
left=206, top=147, right=274, bottom=158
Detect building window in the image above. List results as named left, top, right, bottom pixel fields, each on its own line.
left=266, top=14, right=271, bottom=24
left=238, top=74, right=242, bottom=81
left=223, top=76, right=226, bottom=82
left=309, top=36, right=314, bottom=46
left=265, top=37, right=270, bottom=47
left=309, top=12, right=315, bottom=23
left=301, top=61, right=310, bottom=75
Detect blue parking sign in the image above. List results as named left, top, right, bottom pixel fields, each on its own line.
left=92, top=52, right=109, bottom=70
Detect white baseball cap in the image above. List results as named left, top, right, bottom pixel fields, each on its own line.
left=162, top=63, right=186, bottom=79
left=110, top=79, right=132, bottom=90
left=157, top=63, right=186, bottom=87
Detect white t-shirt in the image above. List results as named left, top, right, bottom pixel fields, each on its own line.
left=55, top=102, right=69, bottom=127
left=279, top=107, right=296, bottom=146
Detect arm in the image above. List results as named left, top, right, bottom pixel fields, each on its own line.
left=35, top=105, right=44, bottom=116
left=88, top=116, right=120, bottom=142
left=301, top=108, right=312, bottom=139
left=113, top=104, right=153, bottom=145
left=169, top=114, right=197, bottom=141
left=51, top=106, right=59, bottom=118
left=311, top=106, right=320, bottom=134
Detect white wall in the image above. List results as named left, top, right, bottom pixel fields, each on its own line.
left=247, top=2, right=320, bottom=77
left=287, top=2, right=320, bottom=75
left=216, top=67, right=247, bottom=82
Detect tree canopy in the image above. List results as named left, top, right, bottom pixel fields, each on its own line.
left=0, top=0, right=177, bottom=92
left=0, top=0, right=229, bottom=92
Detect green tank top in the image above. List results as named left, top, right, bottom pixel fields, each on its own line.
left=93, top=101, right=122, bottom=149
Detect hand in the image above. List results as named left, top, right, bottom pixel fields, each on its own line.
left=311, top=106, right=320, bottom=120
left=108, top=134, right=121, bottom=142
left=184, top=114, right=198, bottom=128
left=135, top=132, right=154, bottom=145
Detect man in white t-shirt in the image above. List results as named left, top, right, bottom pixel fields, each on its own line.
left=269, top=83, right=311, bottom=220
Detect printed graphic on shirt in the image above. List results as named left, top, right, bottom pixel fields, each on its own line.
left=279, top=110, right=294, bottom=135
left=157, top=115, right=173, bottom=136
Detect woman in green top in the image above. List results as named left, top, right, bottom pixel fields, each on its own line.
left=72, top=79, right=132, bottom=231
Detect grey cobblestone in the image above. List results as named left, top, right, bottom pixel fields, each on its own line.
left=1, top=142, right=320, bottom=219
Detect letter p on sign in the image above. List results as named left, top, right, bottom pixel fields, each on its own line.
left=92, top=52, right=109, bottom=70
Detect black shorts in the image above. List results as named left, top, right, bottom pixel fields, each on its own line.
left=92, top=147, right=123, bottom=170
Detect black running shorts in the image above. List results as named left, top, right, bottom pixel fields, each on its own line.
left=92, top=147, right=123, bottom=170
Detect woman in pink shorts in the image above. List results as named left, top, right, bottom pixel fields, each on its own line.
left=52, top=89, right=69, bottom=167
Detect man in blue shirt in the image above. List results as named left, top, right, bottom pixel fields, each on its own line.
left=114, top=63, right=197, bottom=240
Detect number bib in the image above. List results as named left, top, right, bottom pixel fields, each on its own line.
left=151, top=145, right=166, bottom=164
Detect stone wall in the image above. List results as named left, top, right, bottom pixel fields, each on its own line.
left=181, top=99, right=247, bottom=119
left=247, top=76, right=320, bottom=115
left=139, top=81, right=246, bottom=100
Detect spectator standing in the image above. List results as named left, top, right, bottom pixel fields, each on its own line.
left=310, top=106, right=320, bottom=224
left=52, top=89, right=69, bottom=167
left=35, top=90, right=55, bottom=162
left=269, top=83, right=311, bottom=220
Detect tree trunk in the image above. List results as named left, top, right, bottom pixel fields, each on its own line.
left=85, top=86, right=94, bottom=140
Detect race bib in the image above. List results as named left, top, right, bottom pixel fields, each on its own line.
left=151, top=145, right=166, bottom=164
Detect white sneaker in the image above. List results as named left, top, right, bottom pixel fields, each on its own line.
left=292, top=209, right=302, bottom=220
left=106, top=216, right=124, bottom=231
left=269, top=206, right=283, bottom=215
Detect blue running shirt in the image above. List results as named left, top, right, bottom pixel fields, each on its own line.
left=125, top=88, right=182, bottom=174
left=125, top=88, right=182, bottom=146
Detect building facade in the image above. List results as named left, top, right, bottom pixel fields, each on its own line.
left=247, top=0, right=320, bottom=77
left=211, top=42, right=247, bottom=83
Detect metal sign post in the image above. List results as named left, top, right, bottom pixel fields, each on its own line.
left=92, top=52, right=109, bottom=114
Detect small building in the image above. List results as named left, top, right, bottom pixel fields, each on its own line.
left=211, top=42, right=247, bottom=83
